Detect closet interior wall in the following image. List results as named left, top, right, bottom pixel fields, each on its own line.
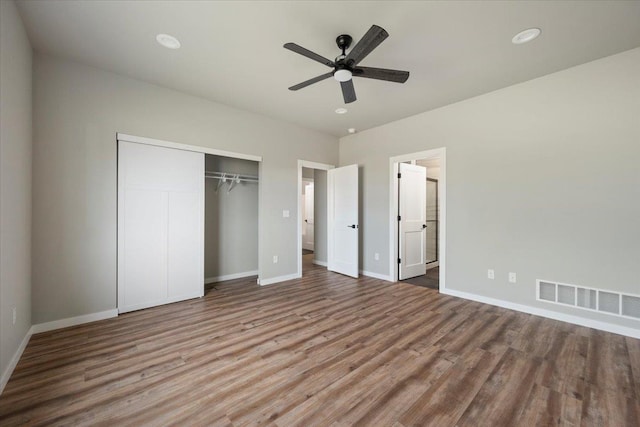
left=205, top=154, right=259, bottom=283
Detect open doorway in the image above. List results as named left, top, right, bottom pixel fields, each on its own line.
left=297, top=160, right=334, bottom=277
left=389, top=148, right=446, bottom=291
left=302, top=168, right=315, bottom=256
left=401, top=158, right=440, bottom=289
left=204, top=155, right=259, bottom=291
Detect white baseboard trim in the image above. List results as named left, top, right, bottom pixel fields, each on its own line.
left=260, top=273, right=301, bottom=286
left=0, top=326, right=32, bottom=395
left=2, top=308, right=121, bottom=394
left=441, top=288, right=640, bottom=339
left=313, top=260, right=327, bottom=267
left=426, top=261, right=439, bottom=270
left=31, top=309, right=119, bottom=334
left=205, top=270, right=259, bottom=284
left=360, top=270, right=394, bottom=282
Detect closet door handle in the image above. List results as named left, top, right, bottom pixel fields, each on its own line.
left=347, top=224, right=358, bottom=229
left=422, top=224, right=427, bottom=229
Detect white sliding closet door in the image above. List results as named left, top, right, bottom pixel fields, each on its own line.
left=118, top=141, right=204, bottom=313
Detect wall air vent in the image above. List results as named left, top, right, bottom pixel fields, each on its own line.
left=622, top=295, right=640, bottom=319
left=536, top=280, right=640, bottom=321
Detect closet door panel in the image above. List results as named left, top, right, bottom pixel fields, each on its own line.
left=122, top=189, right=168, bottom=307
left=167, top=190, right=203, bottom=298
left=118, top=140, right=204, bottom=314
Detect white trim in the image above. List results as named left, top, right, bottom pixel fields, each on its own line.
left=360, top=270, right=394, bottom=282
left=441, top=288, right=640, bottom=339
left=390, top=148, right=446, bottom=291
left=0, top=327, right=32, bottom=395
left=260, top=273, right=301, bottom=286
left=297, top=160, right=335, bottom=278
left=205, top=270, right=259, bottom=284
left=31, top=309, right=119, bottom=334
left=117, top=133, right=262, bottom=162
left=313, top=259, right=328, bottom=267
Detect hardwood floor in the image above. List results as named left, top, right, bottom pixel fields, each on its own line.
left=402, top=267, right=439, bottom=290
left=1, top=258, right=639, bottom=426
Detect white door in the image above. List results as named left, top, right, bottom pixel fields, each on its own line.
left=304, top=183, right=315, bottom=251
left=328, top=164, right=359, bottom=278
left=118, top=141, right=204, bottom=313
left=399, top=163, right=427, bottom=280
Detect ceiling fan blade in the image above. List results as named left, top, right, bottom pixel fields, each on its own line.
left=353, top=66, right=409, bottom=83
left=344, top=25, right=388, bottom=66
left=288, top=72, right=334, bottom=91
left=340, top=80, right=357, bottom=104
left=284, top=43, right=335, bottom=67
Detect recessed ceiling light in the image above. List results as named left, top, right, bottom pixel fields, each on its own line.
left=335, top=108, right=348, bottom=114
left=512, top=28, right=541, bottom=45
left=156, top=33, right=181, bottom=49
left=348, top=128, right=356, bottom=134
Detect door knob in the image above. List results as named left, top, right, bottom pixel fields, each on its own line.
left=347, top=224, right=358, bottom=229
left=422, top=224, right=427, bottom=229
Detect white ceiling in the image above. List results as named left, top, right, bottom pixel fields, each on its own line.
left=16, top=1, right=640, bottom=137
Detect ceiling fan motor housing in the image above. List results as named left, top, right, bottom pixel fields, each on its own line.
left=334, top=34, right=354, bottom=79
left=336, top=34, right=353, bottom=53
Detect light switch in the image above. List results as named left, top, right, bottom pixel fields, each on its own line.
left=283, top=210, right=290, bottom=218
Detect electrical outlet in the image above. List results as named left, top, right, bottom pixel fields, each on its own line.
left=487, top=269, right=495, bottom=279
left=282, top=210, right=290, bottom=218
left=273, top=255, right=278, bottom=264
left=12, top=307, right=17, bottom=325
left=509, top=272, right=517, bottom=283
left=374, top=253, right=380, bottom=261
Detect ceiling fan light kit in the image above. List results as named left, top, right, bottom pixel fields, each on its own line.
left=284, top=25, right=410, bottom=104
left=334, top=69, right=352, bottom=82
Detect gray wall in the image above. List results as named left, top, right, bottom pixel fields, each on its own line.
left=205, top=155, right=259, bottom=280
left=340, top=48, right=640, bottom=329
left=32, top=53, right=338, bottom=324
left=0, top=0, right=32, bottom=384
left=302, top=167, right=314, bottom=180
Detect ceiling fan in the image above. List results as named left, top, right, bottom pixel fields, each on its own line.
left=284, top=25, right=410, bottom=104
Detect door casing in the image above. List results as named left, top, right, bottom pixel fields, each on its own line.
left=389, top=148, right=446, bottom=288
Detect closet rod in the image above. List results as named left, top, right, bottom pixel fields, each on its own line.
left=204, top=171, right=259, bottom=183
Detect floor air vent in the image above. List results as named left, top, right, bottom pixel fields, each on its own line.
left=536, top=280, right=640, bottom=321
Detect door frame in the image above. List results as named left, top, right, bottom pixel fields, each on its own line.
left=116, top=133, right=263, bottom=292
left=389, top=148, right=446, bottom=289
left=426, top=177, right=439, bottom=269
left=297, top=160, right=335, bottom=278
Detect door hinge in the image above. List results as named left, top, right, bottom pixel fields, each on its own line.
left=398, top=258, right=401, bottom=264
left=397, top=215, right=401, bottom=221
left=397, top=173, right=401, bottom=178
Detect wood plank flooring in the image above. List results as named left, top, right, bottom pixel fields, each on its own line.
left=1, top=257, right=639, bottom=426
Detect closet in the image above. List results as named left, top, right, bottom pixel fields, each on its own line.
left=204, top=155, right=259, bottom=284
left=117, top=134, right=260, bottom=314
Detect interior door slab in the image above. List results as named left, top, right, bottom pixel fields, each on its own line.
left=328, top=164, right=359, bottom=278
left=399, top=163, right=427, bottom=280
